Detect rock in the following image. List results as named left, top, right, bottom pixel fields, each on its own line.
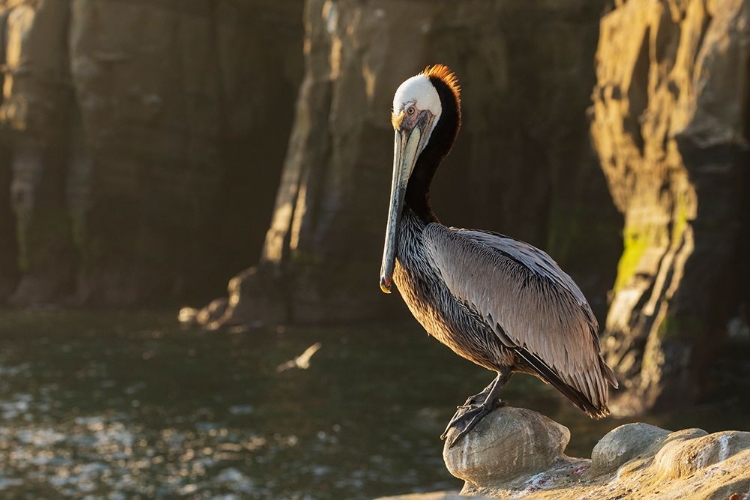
left=443, top=407, right=582, bottom=488
left=177, top=307, right=200, bottom=326
left=589, top=422, right=672, bottom=476
left=219, top=263, right=288, bottom=328
left=216, top=0, right=621, bottom=326
left=2, top=0, right=78, bottom=305
left=180, top=264, right=286, bottom=330
left=0, top=0, right=303, bottom=306
left=194, top=297, right=230, bottom=328
left=0, top=143, right=16, bottom=301
left=653, top=430, right=750, bottom=481
left=0, top=8, right=17, bottom=302
left=379, top=408, right=750, bottom=499
left=591, top=0, right=750, bottom=414
left=375, top=493, right=492, bottom=500
left=65, top=0, right=303, bottom=305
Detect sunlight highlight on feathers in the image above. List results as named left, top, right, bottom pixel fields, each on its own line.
left=422, top=64, right=461, bottom=105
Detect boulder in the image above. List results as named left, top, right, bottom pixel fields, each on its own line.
left=443, top=407, right=582, bottom=488
left=588, top=421, right=672, bottom=476
left=379, top=408, right=750, bottom=499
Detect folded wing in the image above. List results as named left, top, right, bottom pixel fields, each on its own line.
left=423, top=224, right=618, bottom=417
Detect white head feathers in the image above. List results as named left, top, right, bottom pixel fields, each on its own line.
left=393, top=74, right=442, bottom=119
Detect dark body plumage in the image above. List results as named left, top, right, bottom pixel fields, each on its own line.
left=381, top=66, right=617, bottom=442
left=394, top=210, right=615, bottom=418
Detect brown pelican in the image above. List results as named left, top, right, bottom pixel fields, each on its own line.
left=380, top=65, right=618, bottom=447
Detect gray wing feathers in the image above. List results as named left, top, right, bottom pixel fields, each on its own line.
left=458, top=230, right=591, bottom=308
left=423, top=224, right=616, bottom=412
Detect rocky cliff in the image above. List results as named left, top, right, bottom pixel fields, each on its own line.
left=0, top=0, right=303, bottom=305
left=3, top=0, right=748, bottom=419
left=590, top=0, right=750, bottom=414
left=1, top=1, right=621, bottom=315
left=201, top=0, right=620, bottom=328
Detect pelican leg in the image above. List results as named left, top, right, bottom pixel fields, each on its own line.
left=457, top=378, right=498, bottom=407
left=440, top=371, right=511, bottom=447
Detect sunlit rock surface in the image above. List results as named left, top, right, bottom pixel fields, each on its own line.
left=590, top=0, right=750, bottom=414
left=376, top=493, right=492, bottom=500
left=378, top=408, right=750, bottom=499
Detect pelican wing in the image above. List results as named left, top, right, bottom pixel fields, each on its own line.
left=423, top=224, right=617, bottom=416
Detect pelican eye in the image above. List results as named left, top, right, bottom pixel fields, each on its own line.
left=406, top=105, right=416, bottom=116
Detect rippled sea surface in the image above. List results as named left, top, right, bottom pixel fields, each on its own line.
left=0, top=310, right=748, bottom=499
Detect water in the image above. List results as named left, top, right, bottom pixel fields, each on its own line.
left=0, top=310, right=747, bottom=499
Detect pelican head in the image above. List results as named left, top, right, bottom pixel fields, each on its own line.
left=380, top=65, right=459, bottom=293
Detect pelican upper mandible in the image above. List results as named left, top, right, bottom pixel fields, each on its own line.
left=380, top=64, right=618, bottom=447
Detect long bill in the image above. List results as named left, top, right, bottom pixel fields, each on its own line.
left=379, top=126, right=423, bottom=293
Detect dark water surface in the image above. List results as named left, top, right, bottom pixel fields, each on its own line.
left=0, top=310, right=748, bottom=499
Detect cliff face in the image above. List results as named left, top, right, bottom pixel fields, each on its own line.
left=1, top=1, right=620, bottom=315
left=0, top=0, right=303, bottom=305
left=214, top=0, right=620, bottom=326
left=590, top=0, right=750, bottom=413
left=3, top=1, right=748, bottom=416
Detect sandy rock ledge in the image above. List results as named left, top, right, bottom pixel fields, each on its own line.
left=376, top=406, right=750, bottom=500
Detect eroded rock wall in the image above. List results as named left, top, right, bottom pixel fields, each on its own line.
left=219, top=0, right=619, bottom=326
left=1, top=0, right=77, bottom=304
left=0, top=0, right=303, bottom=306
left=590, top=0, right=750, bottom=413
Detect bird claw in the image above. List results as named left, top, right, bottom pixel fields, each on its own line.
left=440, top=399, right=505, bottom=445
left=449, top=391, right=489, bottom=413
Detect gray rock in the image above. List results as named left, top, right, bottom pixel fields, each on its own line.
left=443, top=407, right=581, bottom=489
left=395, top=408, right=750, bottom=499
left=589, top=422, right=671, bottom=476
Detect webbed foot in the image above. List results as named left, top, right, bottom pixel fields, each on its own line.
left=440, top=399, right=506, bottom=447
left=439, top=371, right=512, bottom=447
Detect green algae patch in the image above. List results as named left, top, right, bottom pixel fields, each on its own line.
left=614, top=226, right=649, bottom=292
